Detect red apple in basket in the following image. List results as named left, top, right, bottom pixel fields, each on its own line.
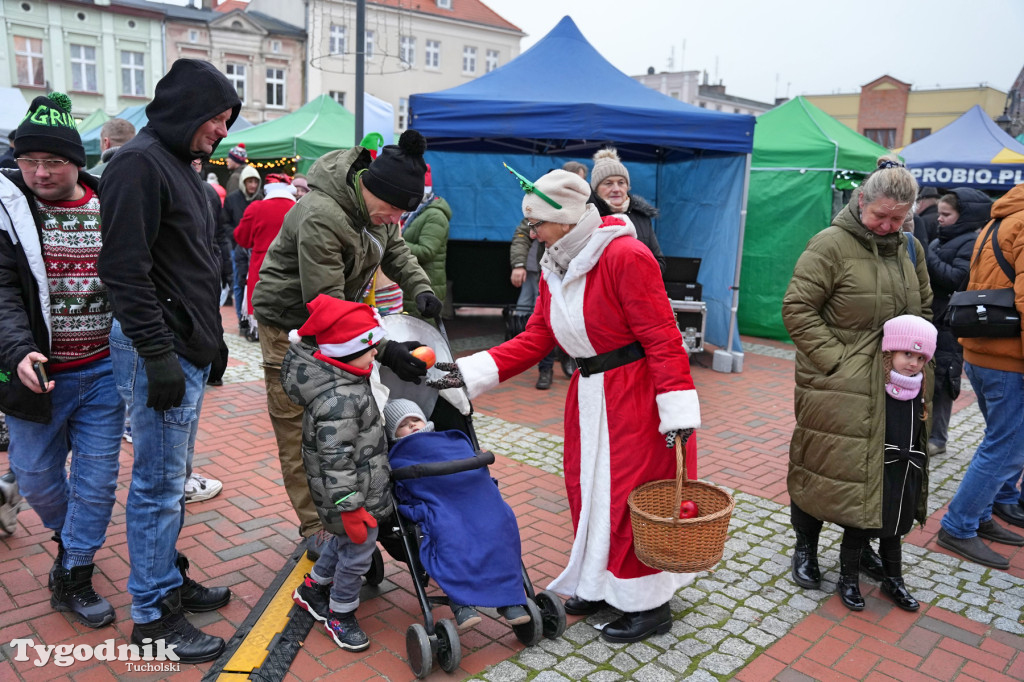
left=411, top=345, right=436, bottom=369
left=679, top=500, right=699, bottom=519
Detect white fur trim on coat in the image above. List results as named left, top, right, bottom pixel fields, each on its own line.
left=456, top=351, right=500, bottom=400
left=0, top=173, right=51, bottom=344
left=656, top=390, right=702, bottom=433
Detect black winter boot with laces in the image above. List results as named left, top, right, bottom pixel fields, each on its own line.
left=177, top=553, right=231, bottom=612
left=131, top=588, right=225, bottom=664
left=51, top=564, right=115, bottom=628
left=47, top=532, right=64, bottom=591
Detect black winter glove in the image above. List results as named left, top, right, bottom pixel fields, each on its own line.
left=144, top=352, right=186, bottom=411
left=379, top=340, right=427, bottom=384
left=416, top=292, right=443, bottom=319
left=207, top=339, right=229, bottom=385
left=426, top=362, right=465, bottom=390
left=665, top=428, right=694, bottom=449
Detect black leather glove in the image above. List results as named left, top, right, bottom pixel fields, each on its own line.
left=207, top=339, right=229, bottom=385
left=415, top=292, right=443, bottom=319
left=144, top=352, right=186, bottom=411
left=426, top=362, right=465, bottom=390
left=665, top=428, right=694, bottom=449
left=378, top=340, right=427, bottom=383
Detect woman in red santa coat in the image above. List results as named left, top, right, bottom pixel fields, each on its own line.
left=429, top=167, right=701, bottom=643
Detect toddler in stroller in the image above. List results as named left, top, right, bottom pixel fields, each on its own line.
left=383, top=398, right=530, bottom=630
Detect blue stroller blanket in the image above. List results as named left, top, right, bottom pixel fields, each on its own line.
left=389, top=430, right=525, bottom=608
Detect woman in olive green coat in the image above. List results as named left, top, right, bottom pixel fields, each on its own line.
left=782, top=157, right=933, bottom=600
left=401, top=192, right=451, bottom=317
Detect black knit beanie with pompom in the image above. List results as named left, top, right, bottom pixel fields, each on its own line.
left=362, top=129, right=428, bottom=211
left=15, top=92, right=85, bottom=167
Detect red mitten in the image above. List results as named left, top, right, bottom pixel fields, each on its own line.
left=340, top=507, right=377, bottom=544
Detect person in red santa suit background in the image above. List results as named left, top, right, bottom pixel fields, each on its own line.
left=428, top=167, right=701, bottom=643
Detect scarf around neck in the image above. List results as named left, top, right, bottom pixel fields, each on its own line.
left=885, top=369, right=922, bottom=401
left=540, top=205, right=600, bottom=277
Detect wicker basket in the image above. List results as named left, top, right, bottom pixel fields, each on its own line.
left=628, top=434, right=734, bottom=573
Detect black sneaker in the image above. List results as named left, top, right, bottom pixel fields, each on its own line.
left=325, top=610, right=369, bottom=651
left=293, top=574, right=331, bottom=624
left=51, top=564, right=115, bottom=628
left=451, top=604, right=481, bottom=630
left=497, top=604, right=531, bottom=625
left=177, top=554, right=231, bottom=612
left=131, top=589, right=225, bottom=664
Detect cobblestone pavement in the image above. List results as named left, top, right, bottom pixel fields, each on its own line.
left=2, top=314, right=1023, bottom=681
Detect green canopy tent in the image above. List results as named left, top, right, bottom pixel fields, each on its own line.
left=738, top=96, right=891, bottom=340
left=77, top=109, right=109, bottom=133
left=210, top=94, right=356, bottom=173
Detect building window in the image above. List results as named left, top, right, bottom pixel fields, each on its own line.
left=734, top=107, right=741, bottom=113
left=425, top=40, right=440, bottom=69
left=330, top=24, right=346, bottom=55
left=14, top=36, right=45, bottom=86
left=188, top=29, right=198, bottom=43
left=864, top=128, right=897, bottom=148
left=437, top=0, right=451, bottom=8
left=462, top=46, right=476, bottom=74
left=398, top=97, right=408, bottom=130
left=698, top=101, right=706, bottom=108
left=266, top=67, right=285, bottom=108
left=400, top=35, right=415, bottom=66
left=120, top=50, right=145, bottom=96
left=69, top=44, right=97, bottom=92
left=271, top=40, right=281, bottom=54
left=329, top=90, right=346, bottom=107
left=911, top=127, right=931, bottom=142
left=364, top=30, right=374, bottom=59
left=485, top=49, right=498, bottom=73
left=669, top=90, right=680, bottom=99
left=226, top=62, right=246, bottom=103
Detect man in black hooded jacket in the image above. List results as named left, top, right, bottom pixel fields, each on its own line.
left=98, top=59, right=239, bottom=663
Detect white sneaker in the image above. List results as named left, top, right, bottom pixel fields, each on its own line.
left=184, top=472, right=223, bottom=503
left=0, top=471, right=22, bottom=535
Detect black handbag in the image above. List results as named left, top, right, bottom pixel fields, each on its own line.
left=946, top=219, right=1021, bottom=338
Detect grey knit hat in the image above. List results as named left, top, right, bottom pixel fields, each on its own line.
left=383, top=399, right=427, bottom=442
left=590, top=147, right=630, bottom=190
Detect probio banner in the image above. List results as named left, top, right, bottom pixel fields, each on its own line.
left=910, top=165, right=1024, bottom=190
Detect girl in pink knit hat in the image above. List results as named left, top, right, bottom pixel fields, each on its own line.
left=837, top=314, right=937, bottom=613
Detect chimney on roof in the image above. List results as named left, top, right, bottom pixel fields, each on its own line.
left=647, top=66, right=655, bottom=75
left=202, top=0, right=214, bottom=9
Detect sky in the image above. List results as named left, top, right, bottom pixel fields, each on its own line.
left=479, top=0, right=1024, bottom=104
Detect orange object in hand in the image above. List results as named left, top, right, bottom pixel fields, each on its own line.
left=411, top=346, right=436, bottom=369
left=679, top=500, right=699, bottom=519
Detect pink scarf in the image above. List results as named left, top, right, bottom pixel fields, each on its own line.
left=885, top=370, right=922, bottom=401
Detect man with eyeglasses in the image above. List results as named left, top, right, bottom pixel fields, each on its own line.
left=0, top=93, right=124, bottom=628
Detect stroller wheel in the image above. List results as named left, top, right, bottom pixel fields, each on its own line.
left=512, top=598, right=544, bottom=647
left=405, top=623, right=433, bottom=678
left=535, top=590, right=567, bottom=639
left=364, top=547, right=385, bottom=586
left=435, top=618, right=462, bottom=673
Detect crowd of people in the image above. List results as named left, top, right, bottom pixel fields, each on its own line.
left=0, top=55, right=1023, bottom=668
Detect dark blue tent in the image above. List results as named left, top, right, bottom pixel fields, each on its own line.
left=410, top=16, right=755, bottom=353
left=903, top=105, right=1024, bottom=191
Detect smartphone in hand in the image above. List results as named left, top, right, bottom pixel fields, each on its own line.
left=32, top=361, right=48, bottom=391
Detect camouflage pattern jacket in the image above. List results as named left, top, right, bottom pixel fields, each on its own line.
left=280, top=341, right=393, bottom=534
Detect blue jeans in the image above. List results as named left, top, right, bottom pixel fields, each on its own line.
left=6, top=356, right=123, bottom=568
left=109, top=320, right=209, bottom=623
left=940, top=362, right=1024, bottom=538
left=232, top=246, right=249, bottom=322
left=310, top=527, right=379, bottom=614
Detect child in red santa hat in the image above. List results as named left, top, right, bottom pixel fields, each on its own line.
left=281, top=294, right=391, bottom=652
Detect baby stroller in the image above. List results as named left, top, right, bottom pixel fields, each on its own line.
left=370, top=314, right=566, bottom=678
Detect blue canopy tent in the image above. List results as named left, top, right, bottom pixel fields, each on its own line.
left=903, top=105, right=1024, bottom=190
left=409, top=16, right=754, bottom=354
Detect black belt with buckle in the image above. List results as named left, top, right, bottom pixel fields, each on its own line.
left=574, top=341, right=645, bottom=378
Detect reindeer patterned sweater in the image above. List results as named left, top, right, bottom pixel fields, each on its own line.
left=36, top=184, right=110, bottom=371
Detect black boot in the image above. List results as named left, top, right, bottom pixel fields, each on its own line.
left=791, top=527, right=821, bottom=589
left=535, top=367, right=553, bottom=390
left=51, top=564, right=115, bottom=628
left=859, top=543, right=886, bottom=582
left=878, top=539, right=919, bottom=611
left=47, top=532, right=64, bottom=591
left=238, top=318, right=250, bottom=338
left=177, top=553, right=231, bottom=612
left=564, top=595, right=607, bottom=615
left=837, top=544, right=865, bottom=611
left=601, top=602, right=672, bottom=643
left=131, top=589, right=225, bottom=664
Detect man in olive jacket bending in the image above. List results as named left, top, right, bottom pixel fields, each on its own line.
left=252, top=130, right=441, bottom=556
